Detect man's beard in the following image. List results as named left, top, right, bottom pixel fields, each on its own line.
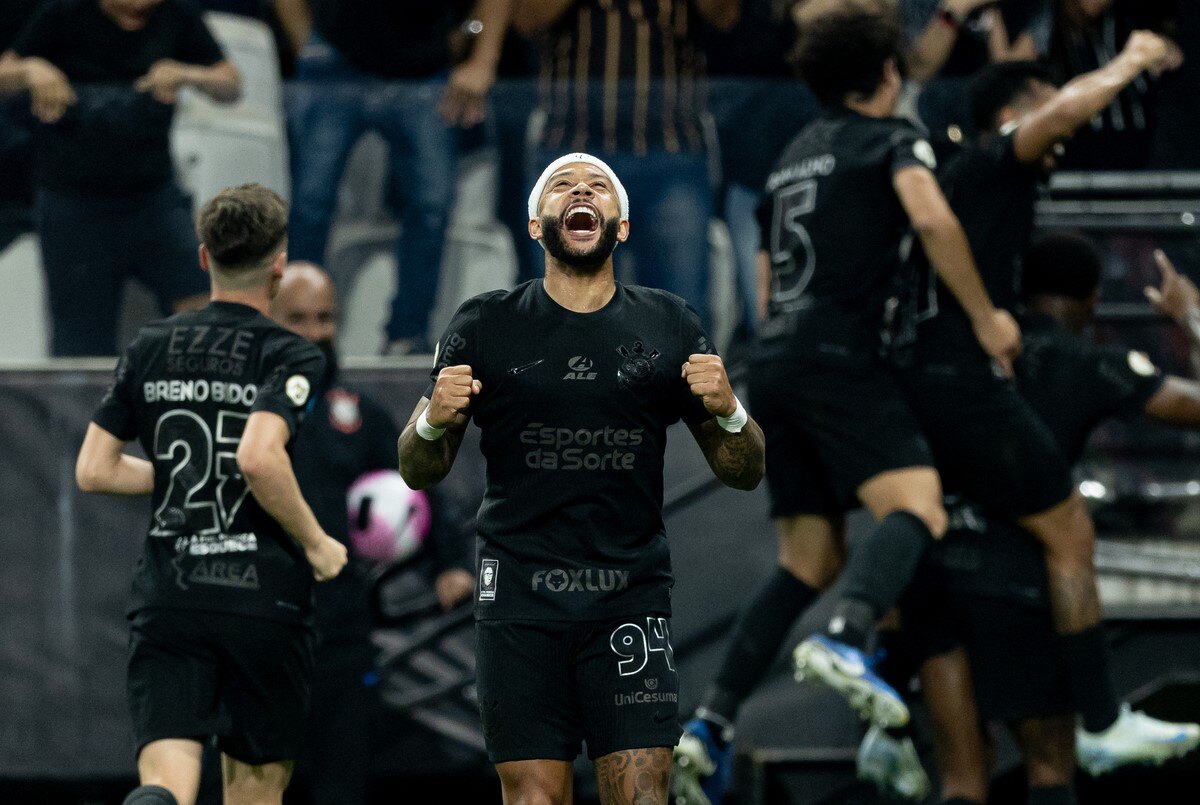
left=541, top=214, right=620, bottom=273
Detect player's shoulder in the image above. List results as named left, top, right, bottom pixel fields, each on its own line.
left=620, top=283, right=692, bottom=315
left=453, top=285, right=523, bottom=318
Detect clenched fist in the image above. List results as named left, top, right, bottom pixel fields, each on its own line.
left=682, top=354, right=736, bottom=417
left=971, top=308, right=1022, bottom=376
left=306, top=534, right=348, bottom=582
left=427, top=365, right=482, bottom=429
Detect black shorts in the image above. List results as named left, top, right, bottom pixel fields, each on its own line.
left=475, top=615, right=681, bottom=763
left=748, top=357, right=934, bottom=517
left=896, top=367, right=1073, bottom=518
left=127, top=608, right=315, bottom=765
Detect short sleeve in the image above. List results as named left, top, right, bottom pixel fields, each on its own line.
left=252, top=336, right=326, bottom=437
left=10, top=1, right=61, bottom=59
left=424, top=295, right=484, bottom=397
left=887, top=125, right=938, bottom=176
left=92, top=344, right=141, bottom=441
left=175, top=1, right=226, bottom=66
left=1090, top=346, right=1166, bottom=418
left=676, top=300, right=717, bottom=426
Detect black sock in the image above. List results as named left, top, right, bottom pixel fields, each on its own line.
left=124, top=786, right=179, bottom=805
left=1059, top=626, right=1120, bottom=733
left=1028, top=785, right=1077, bottom=805
left=709, top=568, right=820, bottom=719
left=824, top=511, right=933, bottom=649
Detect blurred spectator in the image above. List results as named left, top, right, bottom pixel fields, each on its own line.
left=514, top=0, right=742, bottom=331
left=286, top=0, right=511, bottom=356
left=197, top=0, right=310, bottom=76
left=0, top=0, right=240, bottom=357
left=269, top=263, right=476, bottom=804
left=0, top=0, right=40, bottom=254
left=704, top=0, right=820, bottom=342
left=1048, top=0, right=1181, bottom=170
left=902, top=0, right=1050, bottom=138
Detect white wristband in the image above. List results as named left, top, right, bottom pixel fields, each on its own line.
left=415, top=409, right=447, bottom=441
left=715, top=397, right=748, bottom=434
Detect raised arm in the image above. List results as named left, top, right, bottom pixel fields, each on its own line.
left=1142, top=250, right=1200, bottom=426
left=397, top=365, right=479, bottom=489
left=237, top=411, right=347, bottom=581
left=1012, top=30, right=1181, bottom=163
left=682, top=355, right=765, bottom=491
left=894, top=164, right=1021, bottom=371
left=905, top=0, right=996, bottom=82
left=272, top=0, right=313, bottom=56
left=75, top=423, right=154, bottom=495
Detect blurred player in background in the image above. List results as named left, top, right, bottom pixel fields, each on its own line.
left=868, top=239, right=1200, bottom=805
left=75, top=185, right=346, bottom=805
left=675, top=9, right=1021, bottom=801
left=398, top=152, right=765, bottom=804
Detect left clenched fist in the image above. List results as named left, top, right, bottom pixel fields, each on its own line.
left=682, top=354, right=736, bottom=417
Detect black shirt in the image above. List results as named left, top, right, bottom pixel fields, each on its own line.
left=912, top=130, right=1042, bottom=371
left=12, top=0, right=225, bottom=194
left=92, top=301, right=326, bottom=624
left=292, top=376, right=400, bottom=648
left=310, top=0, right=471, bottom=78
left=427, top=280, right=713, bottom=621
left=933, top=314, right=1164, bottom=602
left=0, top=0, right=42, bottom=51
left=755, top=108, right=934, bottom=364
left=1016, top=313, right=1164, bottom=465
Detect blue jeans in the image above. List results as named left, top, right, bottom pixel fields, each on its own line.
left=288, top=35, right=458, bottom=342
left=528, top=148, right=714, bottom=331
left=723, top=182, right=762, bottom=339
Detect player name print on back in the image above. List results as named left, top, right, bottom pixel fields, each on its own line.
left=93, top=300, right=326, bottom=623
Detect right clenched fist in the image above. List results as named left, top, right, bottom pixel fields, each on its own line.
left=972, top=308, right=1022, bottom=377
left=1123, top=30, right=1183, bottom=77
left=427, top=365, right=482, bottom=429
left=306, top=534, right=348, bottom=582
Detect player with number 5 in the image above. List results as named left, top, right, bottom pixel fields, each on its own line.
left=75, top=185, right=345, bottom=805
left=398, top=153, right=765, bottom=805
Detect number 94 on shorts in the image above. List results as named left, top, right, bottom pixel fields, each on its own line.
left=474, top=615, right=681, bottom=763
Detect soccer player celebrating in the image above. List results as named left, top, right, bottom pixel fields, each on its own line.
left=675, top=10, right=1019, bottom=799
left=397, top=152, right=765, bottom=805
left=75, top=185, right=347, bottom=805
left=890, top=31, right=1185, bottom=762
left=864, top=240, right=1200, bottom=805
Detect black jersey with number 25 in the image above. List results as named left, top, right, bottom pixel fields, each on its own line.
left=92, top=302, right=326, bottom=624
left=426, top=280, right=714, bottom=622
left=755, top=107, right=935, bottom=364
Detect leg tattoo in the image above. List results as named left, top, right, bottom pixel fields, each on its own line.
left=595, top=748, right=671, bottom=805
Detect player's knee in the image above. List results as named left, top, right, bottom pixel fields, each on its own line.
left=123, top=786, right=179, bottom=805
left=777, top=538, right=841, bottom=589
left=901, top=502, right=947, bottom=539
left=504, top=786, right=568, bottom=805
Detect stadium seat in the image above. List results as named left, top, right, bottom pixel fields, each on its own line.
left=0, top=234, right=48, bottom=360
left=171, top=13, right=289, bottom=207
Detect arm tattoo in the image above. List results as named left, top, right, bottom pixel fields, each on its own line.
left=396, top=400, right=465, bottom=490
left=595, top=748, right=671, bottom=805
left=689, top=418, right=766, bottom=491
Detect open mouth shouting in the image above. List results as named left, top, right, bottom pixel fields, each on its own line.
left=563, top=203, right=602, bottom=242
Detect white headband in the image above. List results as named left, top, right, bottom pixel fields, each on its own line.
left=527, top=152, right=629, bottom=222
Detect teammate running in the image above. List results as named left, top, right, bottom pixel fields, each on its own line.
left=866, top=238, right=1200, bottom=804
left=673, top=10, right=1021, bottom=800
left=75, top=185, right=347, bottom=805
left=397, top=153, right=765, bottom=805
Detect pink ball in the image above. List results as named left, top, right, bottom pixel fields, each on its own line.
left=347, top=470, right=432, bottom=564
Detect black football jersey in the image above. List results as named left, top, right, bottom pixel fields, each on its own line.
left=426, top=280, right=714, bottom=621
left=92, top=301, right=325, bottom=624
